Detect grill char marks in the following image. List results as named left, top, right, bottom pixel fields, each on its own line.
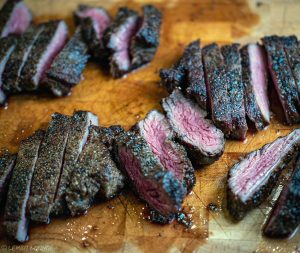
left=263, top=153, right=300, bottom=238
left=43, top=27, right=89, bottom=97
left=104, top=7, right=140, bottom=78
left=65, top=126, right=125, bottom=216
left=162, top=90, right=225, bottom=166
left=221, top=44, right=248, bottom=140
left=202, top=43, right=233, bottom=136
left=3, top=130, right=44, bottom=242
left=227, top=129, right=300, bottom=221
left=262, top=36, right=300, bottom=124
left=51, top=111, right=99, bottom=216
left=20, top=20, right=68, bottom=91
left=130, top=5, right=162, bottom=71
left=0, top=0, right=32, bottom=38
left=28, top=113, right=70, bottom=223
left=134, top=110, right=195, bottom=192
left=240, top=44, right=270, bottom=130
left=114, top=131, right=186, bottom=216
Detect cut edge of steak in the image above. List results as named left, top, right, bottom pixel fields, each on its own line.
left=3, top=130, right=44, bottom=242
left=227, top=129, right=300, bottom=221
left=113, top=131, right=186, bottom=216
left=0, top=0, right=32, bottom=38
left=161, top=89, right=225, bottom=166
left=263, top=152, right=300, bottom=238
left=240, top=43, right=270, bottom=130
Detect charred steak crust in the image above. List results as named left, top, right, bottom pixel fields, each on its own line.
left=43, top=27, right=89, bottom=97
left=227, top=129, right=300, bottom=221
left=28, top=113, right=70, bottom=223
left=221, top=43, right=248, bottom=140
left=263, top=152, right=300, bottom=238
left=113, top=131, right=186, bottom=216
left=130, top=5, right=162, bottom=70
left=3, top=130, right=44, bottom=242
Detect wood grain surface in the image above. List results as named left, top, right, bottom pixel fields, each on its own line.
left=0, top=0, right=300, bottom=252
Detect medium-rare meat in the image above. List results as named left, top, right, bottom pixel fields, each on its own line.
left=0, top=151, right=16, bottom=205
left=65, top=126, right=125, bottom=216
left=104, top=7, right=140, bottom=77
left=240, top=44, right=270, bottom=130
left=42, top=27, right=89, bottom=97
left=0, top=0, right=32, bottom=38
left=227, top=129, right=300, bottom=221
left=2, top=25, right=44, bottom=94
left=28, top=113, right=70, bottom=223
left=20, top=20, right=68, bottom=91
left=3, top=130, right=44, bottom=242
left=113, top=131, right=186, bottom=216
left=161, top=90, right=225, bottom=166
left=221, top=44, right=248, bottom=140
left=51, top=111, right=98, bottom=216
left=263, top=152, right=300, bottom=238
left=262, top=36, right=300, bottom=124
left=74, top=5, right=111, bottom=60
left=134, top=110, right=195, bottom=192
left=202, top=43, right=233, bottom=136
left=130, top=5, right=162, bottom=71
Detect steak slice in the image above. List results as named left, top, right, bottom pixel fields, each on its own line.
left=65, top=126, right=125, bottom=216
left=104, top=7, right=140, bottom=77
left=161, top=90, right=225, bottom=166
left=262, top=36, right=300, bottom=124
left=51, top=111, right=98, bottom=216
left=2, top=25, right=44, bottom=93
left=0, top=151, right=16, bottom=205
left=42, top=27, right=89, bottom=97
left=3, top=130, right=44, bottom=242
left=74, top=5, right=111, bottom=60
left=0, top=0, right=32, bottom=38
left=20, top=20, right=68, bottom=91
left=130, top=5, right=162, bottom=71
left=134, top=110, right=195, bottom=192
left=114, top=131, right=186, bottom=216
left=28, top=113, right=70, bottom=223
left=227, top=129, right=300, bottom=221
left=263, top=152, right=300, bottom=238
left=240, top=44, right=270, bottom=130
left=202, top=43, right=233, bottom=136
left=221, top=44, right=248, bottom=140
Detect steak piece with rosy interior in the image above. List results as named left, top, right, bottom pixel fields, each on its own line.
left=227, top=129, right=300, bottom=221
left=161, top=90, right=225, bottom=166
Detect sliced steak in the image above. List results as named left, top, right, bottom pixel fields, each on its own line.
left=42, top=27, right=89, bottom=97
left=3, top=130, right=44, bottom=242
left=134, top=110, right=195, bottom=192
left=65, top=126, right=125, bottom=216
left=221, top=44, right=248, bottom=140
left=51, top=111, right=98, bottom=216
left=262, top=36, right=300, bottom=124
left=202, top=43, right=233, bottom=136
left=113, top=131, right=186, bottom=216
left=227, top=129, right=300, bottom=221
left=263, top=152, right=300, bottom=238
left=130, top=5, right=162, bottom=70
left=2, top=25, right=44, bottom=94
left=104, top=7, right=140, bottom=77
left=161, top=90, right=225, bottom=166
left=0, top=0, right=32, bottom=38
left=74, top=5, right=111, bottom=60
left=240, top=44, right=270, bottom=130
left=0, top=151, right=16, bottom=205
left=96, top=125, right=125, bottom=151
left=20, top=20, right=68, bottom=91
left=28, top=113, right=70, bottom=223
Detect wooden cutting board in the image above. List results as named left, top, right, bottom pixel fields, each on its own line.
left=0, top=0, right=300, bottom=252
